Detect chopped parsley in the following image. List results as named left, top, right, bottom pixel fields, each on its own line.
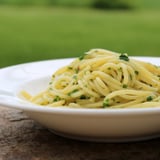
left=122, top=84, right=128, bottom=88
left=80, top=95, right=87, bottom=99
left=146, top=96, right=153, bottom=101
left=49, top=81, right=52, bottom=85
left=119, top=53, right=129, bottom=61
left=53, top=96, right=61, bottom=102
left=103, top=99, right=110, bottom=108
left=79, top=55, right=85, bottom=61
left=68, top=66, right=73, bottom=70
left=68, top=89, right=79, bottom=96
left=135, top=70, right=139, bottom=75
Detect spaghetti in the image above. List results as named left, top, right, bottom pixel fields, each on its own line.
left=22, top=49, right=160, bottom=108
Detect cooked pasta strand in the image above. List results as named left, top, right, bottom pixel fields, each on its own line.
left=21, top=49, right=160, bottom=109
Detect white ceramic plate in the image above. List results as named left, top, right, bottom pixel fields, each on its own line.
left=1, top=57, right=160, bottom=142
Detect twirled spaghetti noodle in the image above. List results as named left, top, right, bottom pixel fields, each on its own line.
left=22, top=49, right=160, bottom=108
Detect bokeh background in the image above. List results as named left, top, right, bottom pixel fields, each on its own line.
left=0, top=0, right=160, bottom=68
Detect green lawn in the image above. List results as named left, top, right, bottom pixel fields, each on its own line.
left=135, top=0, right=160, bottom=9
left=0, top=6, right=160, bottom=67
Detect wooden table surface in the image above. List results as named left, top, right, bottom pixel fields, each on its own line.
left=1, top=106, right=160, bottom=160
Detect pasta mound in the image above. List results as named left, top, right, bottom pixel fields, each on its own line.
left=22, top=49, right=160, bottom=108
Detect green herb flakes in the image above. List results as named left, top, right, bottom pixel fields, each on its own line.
left=79, top=56, right=83, bottom=60
left=68, top=89, right=79, bottom=96
left=119, top=53, right=129, bottom=61
left=53, top=96, right=61, bottom=102
left=103, top=99, right=110, bottom=107
left=79, top=55, right=85, bottom=61
left=68, top=66, right=73, bottom=70
left=146, top=96, right=153, bottom=101
left=135, top=70, right=139, bottom=75
left=122, top=84, right=128, bottom=88
left=80, top=95, right=87, bottom=99
left=49, top=81, right=52, bottom=85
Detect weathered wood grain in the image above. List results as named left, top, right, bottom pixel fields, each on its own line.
left=0, top=106, right=160, bottom=160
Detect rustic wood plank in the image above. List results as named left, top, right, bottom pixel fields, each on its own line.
left=0, top=106, right=160, bottom=160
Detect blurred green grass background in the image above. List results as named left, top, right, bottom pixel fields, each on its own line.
left=0, top=0, right=160, bottom=68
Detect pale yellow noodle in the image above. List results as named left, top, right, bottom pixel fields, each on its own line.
left=21, top=49, right=160, bottom=109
